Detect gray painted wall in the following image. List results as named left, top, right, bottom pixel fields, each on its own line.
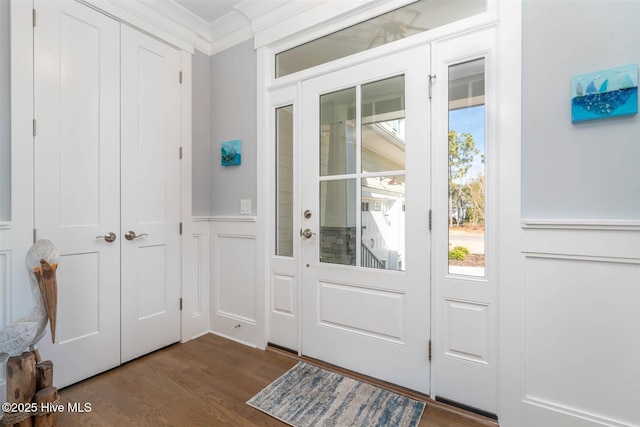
left=522, top=0, right=640, bottom=219
left=210, top=39, right=257, bottom=215
left=192, top=50, right=212, bottom=216
left=0, top=0, right=10, bottom=221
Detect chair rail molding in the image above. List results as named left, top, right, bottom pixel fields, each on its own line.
left=522, top=218, right=640, bottom=231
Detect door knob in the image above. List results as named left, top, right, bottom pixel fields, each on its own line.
left=125, top=231, right=149, bottom=241
left=300, top=228, right=316, bottom=239
left=96, top=232, right=117, bottom=243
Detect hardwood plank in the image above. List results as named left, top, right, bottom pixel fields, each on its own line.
left=57, top=334, right=495, bottom=426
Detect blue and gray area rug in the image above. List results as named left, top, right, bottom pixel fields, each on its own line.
left=247, top=362, right=425, bottom=427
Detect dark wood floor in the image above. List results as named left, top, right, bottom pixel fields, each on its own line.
left=58, top=334, right=495, bottom=426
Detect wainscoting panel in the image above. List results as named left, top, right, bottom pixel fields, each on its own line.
left=216, top=234, right=257, bottom=322
left=521, top=224, right=640, bottom=427
left=318, top=281, right=405, bottom=343
left=181, top=220, right=210, bottom=341
left=210, top=218, right=264, bottom=348
left=0, top=250, right=10, bottom=391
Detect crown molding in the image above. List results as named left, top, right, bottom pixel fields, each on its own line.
left=81, top=0, right=410, bottom=56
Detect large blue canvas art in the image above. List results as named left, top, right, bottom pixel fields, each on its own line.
left=221, top=140, right=241, bottom=166
left=571, top=64, right=638, bottom=123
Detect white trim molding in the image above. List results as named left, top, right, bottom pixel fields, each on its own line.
left=193, top=215, right=257, bottom=223
left=522, top=218, right=640, bottom=231
left=84, top=0, right=417, bottom=56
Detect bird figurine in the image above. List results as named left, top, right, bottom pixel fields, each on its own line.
left=0, top=239, right=59, bottom=365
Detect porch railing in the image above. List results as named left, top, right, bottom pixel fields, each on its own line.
left=361, top=242, right=385, bottom=269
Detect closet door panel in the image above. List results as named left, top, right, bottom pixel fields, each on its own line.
left=34, top=0, right=121, bottom=387
left=120, top=25, right=181, bottom=362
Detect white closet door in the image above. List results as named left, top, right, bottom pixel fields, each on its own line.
left=120, top=25, right=182, bottom=362
left=34, top=1, right=121, bottom=387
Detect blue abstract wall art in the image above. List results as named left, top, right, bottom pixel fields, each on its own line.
left=571, top=64, right=638, bottom=123
left=221, top=140, right=241, bottom=166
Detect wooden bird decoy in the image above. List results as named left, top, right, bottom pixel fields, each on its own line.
left=0, top=240, right=59, bottom=365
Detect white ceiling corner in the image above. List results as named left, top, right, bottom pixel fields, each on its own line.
left=142, top=0, right=299, bottom=54
left=113, top=0, right=397, bottom=56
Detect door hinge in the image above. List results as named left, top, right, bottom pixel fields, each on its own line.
left=33, top=228, right=37, bottom=244
left=179, top=146, right=183, bottom=159
left=428, top=74, right=436, bottom=99
left=33, top=119, right=36, bottom=137
left=32, top=9, right=36, bottom=27
left=179, top=298, right=183, bottom=310
left=429, top=209, right=432, bottom=231
left=179, top=222, right=183, bottom=235
left=428, top=339, right=432, bottom=361
left=179, top=71, right=183, bottom=84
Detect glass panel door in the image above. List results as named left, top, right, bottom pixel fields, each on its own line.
left=301, top=44, right=431, bottom=394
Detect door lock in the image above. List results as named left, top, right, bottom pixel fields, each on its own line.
left=300, top=228, right=316, bottom=239
left=303, top=210, right=312, bottom=219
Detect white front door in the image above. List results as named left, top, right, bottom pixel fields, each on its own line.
left=120, top=25, right=182, bottom=363
left=34, top=0, right=121, bottom=386
left=301, top=45, right=432, bottom=394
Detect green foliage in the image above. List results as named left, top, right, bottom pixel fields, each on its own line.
left=448, top=246, right=469, bottom=261
left=448, top=130, right=479, bottom=184
left=448, top=130, right=480, bottom=227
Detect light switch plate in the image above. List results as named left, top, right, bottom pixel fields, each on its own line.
left=240, top=199, right=251, bottom=214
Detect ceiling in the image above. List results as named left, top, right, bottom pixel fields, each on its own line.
left=173, top=0, right=242, bottom=24
left=136, top=0, right=304, bottom=54
left=126, top=0, right=422, bottom=56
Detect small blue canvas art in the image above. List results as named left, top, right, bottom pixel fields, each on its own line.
left=571, top=64, right=638, bottom=123
left=221, top=140, right=241, bottom=166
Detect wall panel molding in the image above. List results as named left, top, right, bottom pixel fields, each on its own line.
left=0, top=250, right=11, bottom=393
left=210, top=224, right=263, bottom=347
left=522, top=218, right=640, bottom=231
left=193, top=215, right=257, bottom=223
left=522, top=226, right=640, bottom=427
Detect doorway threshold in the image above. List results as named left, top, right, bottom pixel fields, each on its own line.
left=266, top=344, right=499, bottom=426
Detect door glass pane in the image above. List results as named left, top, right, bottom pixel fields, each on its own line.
left=320, top=88, right=356, bottom=176
left=320, top=179, right=357, bottom=265
left=276, top=105, right=294, bottom=257
left=448, top=58, right=485, bottom=277
left=362, top=75, right=405, bottom=173
left=275, top=0, right=487, bottom=78
left=361, top=175, right=405, bottom=271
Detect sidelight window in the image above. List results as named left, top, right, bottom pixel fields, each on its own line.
left=447, top=58, right=486, bottom=277
left=276, top=105, right=294, bottom=257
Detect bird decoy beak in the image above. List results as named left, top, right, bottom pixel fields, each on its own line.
left=33, top=259, right=58, bottom=343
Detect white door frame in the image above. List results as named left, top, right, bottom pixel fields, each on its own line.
left=261, top=1, right=522, bottom=421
